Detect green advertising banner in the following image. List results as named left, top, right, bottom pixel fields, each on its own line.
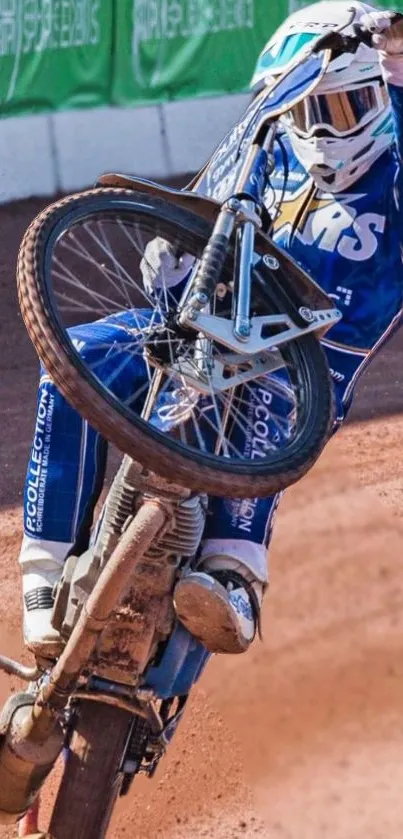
left=2, top=0, right=403, bottom=118
left=112, top=0, right=286, bottom=107
left=0, top=0, right=113, bottom=117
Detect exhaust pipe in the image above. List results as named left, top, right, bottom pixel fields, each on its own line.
left=0, top=500, right=169, bottom=824
left=0, top=693, right=63, bottom=824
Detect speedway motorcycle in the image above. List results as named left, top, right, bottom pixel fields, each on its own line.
left=0, top=11, right=379, bottom=837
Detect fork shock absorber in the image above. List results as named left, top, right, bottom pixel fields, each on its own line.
left=191, top=234, right=229, bottom=304
left=179, top=198, right=240, bottom=324
left=179, top=197, right=263, bottom=340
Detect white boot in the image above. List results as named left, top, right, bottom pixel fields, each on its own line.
left=19, top=536, right=68, bottom=657
left=174, top=541, right=267, bottom=655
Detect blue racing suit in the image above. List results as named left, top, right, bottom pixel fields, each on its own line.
left=21, top=86, right=403, bottom=600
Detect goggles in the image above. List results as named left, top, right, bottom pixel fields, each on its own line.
left=283, top=82, right=388, bottom=138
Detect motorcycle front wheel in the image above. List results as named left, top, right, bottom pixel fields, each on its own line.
left=17, top=187, right=333, bottom=498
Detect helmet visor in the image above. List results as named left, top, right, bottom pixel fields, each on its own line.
left=285, top=83, right=389, bottom=137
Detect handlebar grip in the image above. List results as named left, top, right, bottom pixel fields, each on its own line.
left=351, top=24, right=373, bottom=47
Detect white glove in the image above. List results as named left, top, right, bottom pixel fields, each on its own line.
left=361, top=10, right=403, bottom=54
left=361, top=11, right=403, bottom=86
left=140, top=236, right=195, bottom=294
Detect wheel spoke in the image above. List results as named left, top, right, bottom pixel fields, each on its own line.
left=48, top=206, right=307, bottom=470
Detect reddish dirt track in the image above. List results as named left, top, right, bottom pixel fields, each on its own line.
left=1, top=195, right=403, bottom=837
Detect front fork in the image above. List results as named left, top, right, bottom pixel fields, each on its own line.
left=179, top=127, right=276, bottom=345
left=233, top=201, right=257, bottom=341
left=179, top=195, right=262, bottom=341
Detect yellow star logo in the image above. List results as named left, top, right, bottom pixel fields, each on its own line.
left=274, top=186, right=335, bottom=234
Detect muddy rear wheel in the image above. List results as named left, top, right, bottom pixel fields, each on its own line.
left=49, top=701, right=132, bottom=839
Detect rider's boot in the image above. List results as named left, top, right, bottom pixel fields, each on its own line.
left=19, top=537, right=65, bottom=657
left=174, top=546, right=266, bottom=654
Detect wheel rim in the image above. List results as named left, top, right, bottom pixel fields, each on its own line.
left=40, top=199, right=319, bottom=474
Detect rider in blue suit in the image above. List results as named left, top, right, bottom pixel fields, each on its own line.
left=19, top=1, right=403, bottom=660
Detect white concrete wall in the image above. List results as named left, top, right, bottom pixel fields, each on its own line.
left=0, top=93, right=251, bottom=203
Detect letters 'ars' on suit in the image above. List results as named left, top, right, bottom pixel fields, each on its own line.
left=267, top=114, right=403, bottom=418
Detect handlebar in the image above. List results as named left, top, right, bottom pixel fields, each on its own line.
left=312, top=12, right=403, bottom=55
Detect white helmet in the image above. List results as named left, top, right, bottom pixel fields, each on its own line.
left=251, top=1, right=393, bottom=192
